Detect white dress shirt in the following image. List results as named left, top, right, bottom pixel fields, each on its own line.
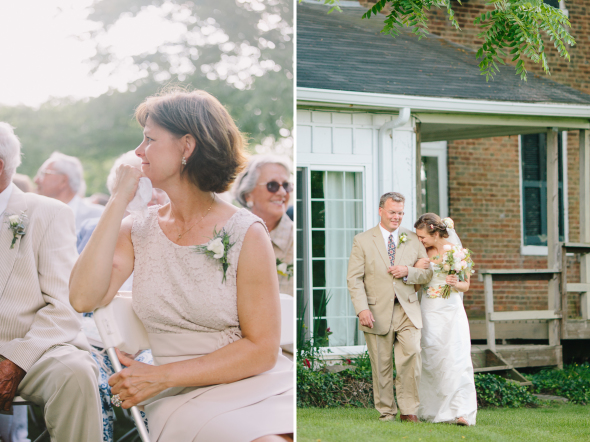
left=379, top=222, right=399, bottom=251
left=0, top=182, right=14, bottom=215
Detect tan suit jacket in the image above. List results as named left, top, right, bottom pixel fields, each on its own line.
left=347, top=225, right=432, bottom=335
left=0, top=187, right=89, bottom=372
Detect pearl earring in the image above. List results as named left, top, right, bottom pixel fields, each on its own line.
left=247, top=201, right=253, bottom=208
left=181, top=157, right=187, bottom=166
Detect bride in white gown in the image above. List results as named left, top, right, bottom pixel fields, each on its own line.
left=413, top=213, right=477, bottom=426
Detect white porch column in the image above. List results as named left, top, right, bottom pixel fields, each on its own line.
left=547, top=128, right=561, bottom=346
left=580, top=130, right=590, bottom=319
left=378, top=115, right=417, bottom=229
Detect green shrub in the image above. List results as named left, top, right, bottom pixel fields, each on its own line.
left=474, top=374, right=539, bottom=408
left=527, top=363, right=590, bottom=405
left=297, top=360, right=374, bottom=408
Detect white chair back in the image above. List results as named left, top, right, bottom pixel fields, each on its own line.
left=279, top=293, right=294, bottom=346
left=94, top=291, right=150, bottom=355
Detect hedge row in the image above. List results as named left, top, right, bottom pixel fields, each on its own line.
left=297, top=356, right=590, bottom=409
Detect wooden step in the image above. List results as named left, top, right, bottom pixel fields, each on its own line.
left=473, top=365, right=512, bottom=373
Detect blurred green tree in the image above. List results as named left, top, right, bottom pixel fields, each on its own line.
left=0, top=0, right=293, bottom=195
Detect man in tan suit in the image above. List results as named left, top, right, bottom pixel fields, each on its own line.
left=0, top=122, right=102, bottom=441
left=347, top=192, right=432, bottom=422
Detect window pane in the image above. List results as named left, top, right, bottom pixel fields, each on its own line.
left=308, top=170, right=364, bottom=347
left=421, top=156, right=440, bottom=215
left=311, top=201, right=325, bottom=228
left=311, top=230, right=326, bottom=257
left=311, top=170, right=324, bottom=199
left=326, top=172, right=344, bottom=199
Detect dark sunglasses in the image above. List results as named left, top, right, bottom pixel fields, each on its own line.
left=259, top=181, right=293, bottom=193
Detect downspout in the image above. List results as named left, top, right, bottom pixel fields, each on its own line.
left=377, top=107, right=411, bottom=197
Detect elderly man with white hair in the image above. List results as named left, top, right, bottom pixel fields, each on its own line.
left=0, top=122, right=103, bottom=442
left=34, top=151, right=104, bottom=233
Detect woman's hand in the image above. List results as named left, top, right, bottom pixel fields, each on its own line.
left=111, top=165, right=142, bottom=206
left=109, top=349, right=170, bottom=409
left=414, top=258, right=430, bottom=269
left=446, top=274, right=459, bottom=287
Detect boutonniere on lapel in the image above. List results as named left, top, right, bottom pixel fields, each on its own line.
left=5, top=211, right=28, bottom=249
left=399, top=232, right=408, bottom=244
left=194, top=227, right=235, bottom=283
left=276, top=258, right=293, bottom=279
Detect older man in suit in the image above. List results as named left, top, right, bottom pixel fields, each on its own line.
left=347, top=192, right=432, bottom=423
left=0, top=122, right=102, bottom=441
left=34, top=151, right=104, bottom=234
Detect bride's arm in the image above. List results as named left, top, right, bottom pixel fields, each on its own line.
left=69, top=166, right=140, bottom=312
left=108, top=222, right=282, bottom=409
left=446, top=273, right=470, bottom=292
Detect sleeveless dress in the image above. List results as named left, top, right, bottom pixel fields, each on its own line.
left=130, top=207, right=293, bottom=441
left=417, top=263, right=477, bottom=425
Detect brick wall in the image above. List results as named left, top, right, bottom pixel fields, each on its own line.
left=448, top=134, right=582, bottom=318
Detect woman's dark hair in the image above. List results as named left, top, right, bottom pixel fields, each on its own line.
left=135, top=88, right=247, bottom=193
left=414, top=213, right=449, bottom=238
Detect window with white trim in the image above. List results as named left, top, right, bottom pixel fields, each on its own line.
left=297, top=168, right=365, bottom=347
left=520, top=133, right=565, bottom=247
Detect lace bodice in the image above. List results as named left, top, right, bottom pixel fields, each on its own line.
left=131, top=206, right=265, bottom=336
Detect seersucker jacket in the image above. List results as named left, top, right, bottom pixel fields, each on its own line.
left=0, top=186, right=89, bottom=372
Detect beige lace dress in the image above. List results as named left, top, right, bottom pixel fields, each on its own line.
left=131, top=207, right=293, bottom=442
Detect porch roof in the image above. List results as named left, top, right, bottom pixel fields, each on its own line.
left=297, top=3, right=590, bottom=106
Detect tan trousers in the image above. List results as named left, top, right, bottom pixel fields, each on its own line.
left=15, top=345, right=103, bottom=442
left=364, top=301, right=421, bottom=417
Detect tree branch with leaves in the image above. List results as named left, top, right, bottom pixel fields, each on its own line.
left=308, top=0, right=575, bottom=81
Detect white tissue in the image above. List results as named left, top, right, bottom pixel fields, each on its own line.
left=126, top=177, right=152, bottom=216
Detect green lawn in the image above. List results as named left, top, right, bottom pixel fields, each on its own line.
left=297, top=404, right=590, bottom=442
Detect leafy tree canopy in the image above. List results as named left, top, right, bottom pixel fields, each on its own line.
left=309, top=0, right=575, bottom=81
left=1, top=0, right=293, bottom=195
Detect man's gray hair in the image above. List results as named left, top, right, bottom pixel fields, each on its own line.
left=0, top=122, right=22, bottom=178
left=46, top=152, right=86, bottom=196
left=379, top=192, right=405, bottom=208
left=106, top=150, right=142, bottom=194
left=233, top=154, right=292, bottom=207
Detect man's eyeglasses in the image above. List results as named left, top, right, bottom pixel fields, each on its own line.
left=36, top=169, right=63, bottom=179
left=258, top=181, right=293, bottom=193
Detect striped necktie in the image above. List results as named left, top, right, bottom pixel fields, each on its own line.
left=388, top=233, right=396, bottom=266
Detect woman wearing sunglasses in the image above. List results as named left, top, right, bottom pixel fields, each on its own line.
left=234, top=156, right=293, bottom=296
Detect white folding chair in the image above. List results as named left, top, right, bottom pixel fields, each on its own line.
left=279, top=293, right=294, bottom=347
left=94, top=291, right=151, bottom=442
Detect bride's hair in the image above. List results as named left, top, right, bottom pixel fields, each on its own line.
left=414, top=213, right=449, bottom=238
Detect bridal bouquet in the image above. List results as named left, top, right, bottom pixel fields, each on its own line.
left=432, top=244, right=475, bottom=299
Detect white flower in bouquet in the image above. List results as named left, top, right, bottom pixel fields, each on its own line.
left=443, top=263, right=451, bottom=271
left=454, top=262, right=463, bottom=272
left=460, top=260, right=468, bottom=270
left=443, top=244, right=452, bottom=251
left=207, top=237, right=225, bottom=259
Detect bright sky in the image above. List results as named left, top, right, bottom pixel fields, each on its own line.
left=0, top=0, right=190, bottom=107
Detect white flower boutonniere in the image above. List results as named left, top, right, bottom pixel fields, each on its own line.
left=399, top=232, right=408, bottom=244
left=194, top=227, right=235, bottom=283
left=276, top=258, right=293, bottom=280
left=5, top=211, right=28, bottom=249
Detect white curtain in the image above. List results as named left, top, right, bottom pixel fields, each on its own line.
left=324, top=172, right=364, bottom=346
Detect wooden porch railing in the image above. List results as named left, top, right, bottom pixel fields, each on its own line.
left=478, top=269, right=562, bottom=359
left=561, top=242, right=590, bottom=338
